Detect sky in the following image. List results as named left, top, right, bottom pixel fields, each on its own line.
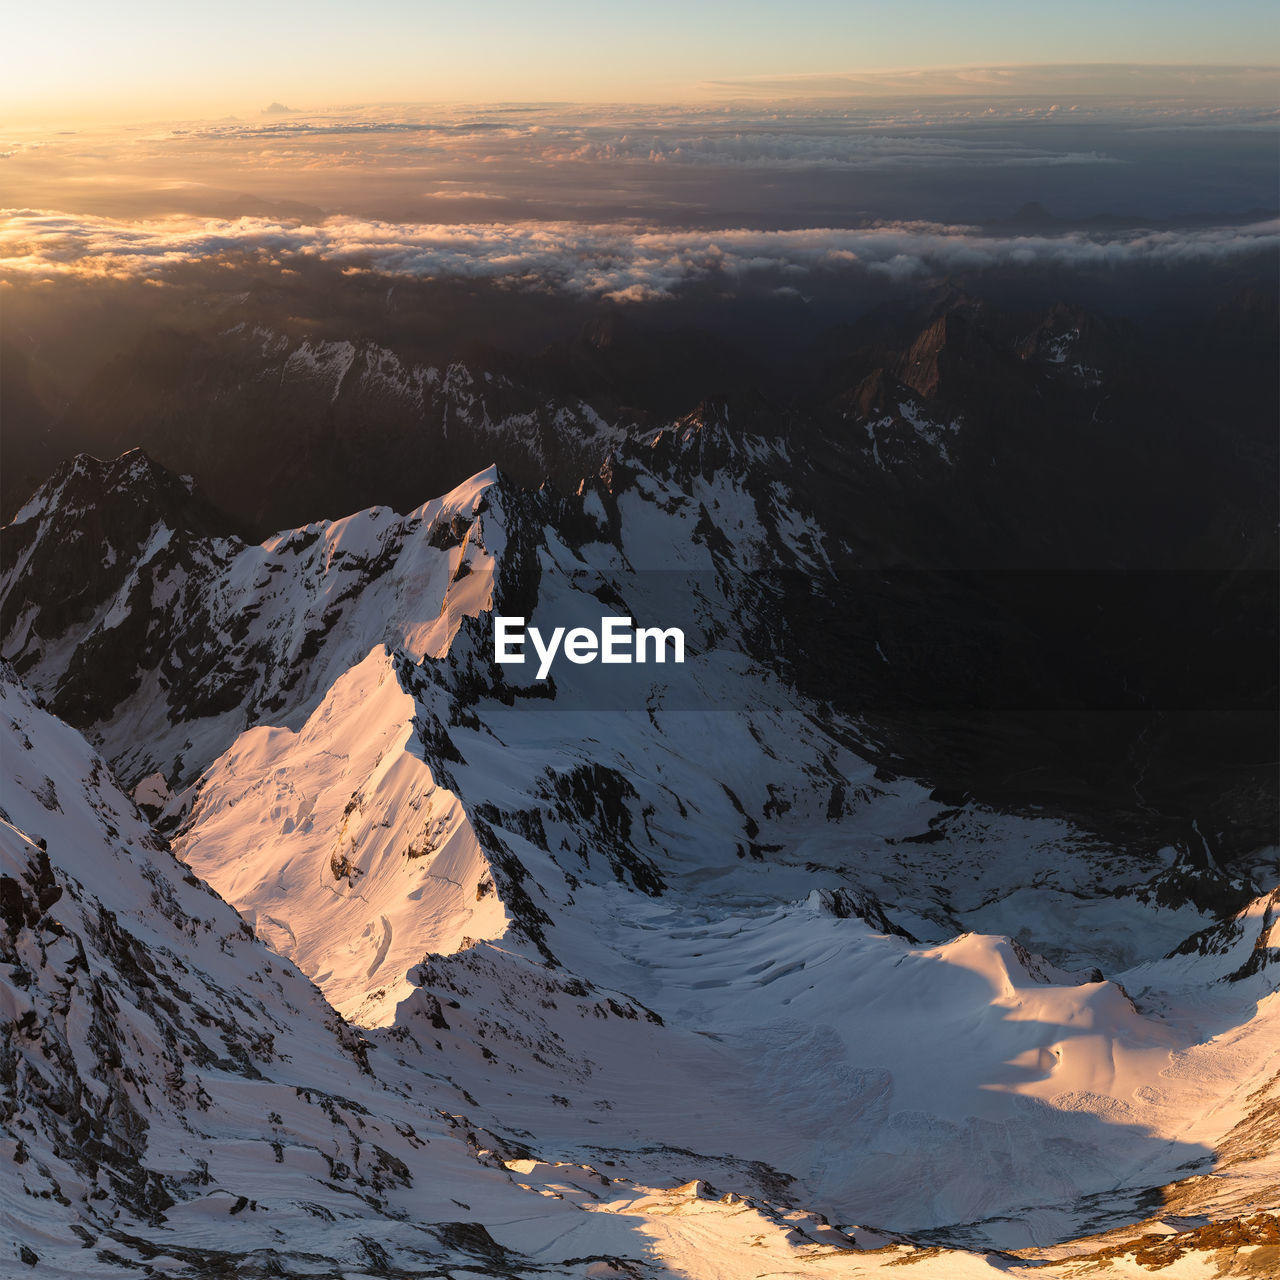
left=2, top=3, right=1276, bottom=308
left=4, top=0, right=1279, bottom=125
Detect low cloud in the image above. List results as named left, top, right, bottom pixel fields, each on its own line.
left=175, top=118, right=510, bottom=139
left=422, top=189, right=506, bottom=201
left=7, top=101, right=1272, bottom=233
left=151, top=114, right=1126, bottom=172
left=702, top=63, right=1280, bottom=103
left=3, top=210, right=1276, bottom=300
left=532, top=131, right=1122, bottom=169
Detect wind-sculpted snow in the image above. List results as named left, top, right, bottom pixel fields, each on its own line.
left=2, top=438, right=1278, bottom=1275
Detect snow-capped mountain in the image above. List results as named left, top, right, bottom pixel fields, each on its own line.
left=2, top=670, right=633, bottom=1277
left=11, top=667, right=976, bottom=1276
left=2, top=420, right=1276, bottom=1275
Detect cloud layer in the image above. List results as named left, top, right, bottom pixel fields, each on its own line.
left=702, top=63, right=1280, bottom=103
left=5, top=100, right=1274, bottom=233
left=528, top=131, right=1122, bottom=169
left=3, top=210, right=1276, bottom=299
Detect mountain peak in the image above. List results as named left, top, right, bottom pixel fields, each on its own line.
left=1008, top=200, right=1059, bottom=226
left=8, top=447, right=231, bottom=537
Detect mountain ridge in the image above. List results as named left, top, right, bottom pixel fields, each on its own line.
left=1, top=433, right=1276, bottom=1274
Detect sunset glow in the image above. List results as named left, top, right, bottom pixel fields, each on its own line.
left=2, top=4, right=1277, bottom=1278
left=2, top=1, right=1278, bottom=126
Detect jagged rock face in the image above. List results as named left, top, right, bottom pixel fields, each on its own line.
left=1, top=455, right=504, bottom=788
left=2, top=453, right=224, bottom=669
left=0, top=672, right=608, bottom=1277
left=1, top=433, right=1278, bottom=1277
left=1, top=429, right=1272, bottom=932
left=2, top=452, right=243, bottom=732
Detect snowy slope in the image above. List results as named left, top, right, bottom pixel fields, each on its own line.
left=0, top=670, right=552, bottom=1275
left=2, top=434, right=1277, bottom=1275
left=19, top=667, right=1260, bottom=1278
left=375, top=622, right=1278, bottom=1247
left=158, top=443, right=1278, bottom=1254
left=2, top=452, right=501, bottom=788
left=11, top=669, right=1046, bottom=1278
left=177, top=645, right=508, bottom=1026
